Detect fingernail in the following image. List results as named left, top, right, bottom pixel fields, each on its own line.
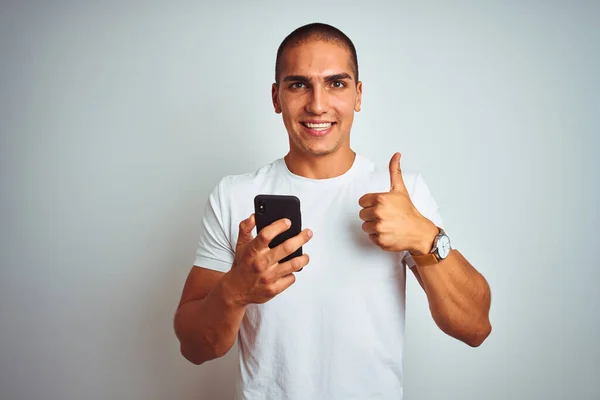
left=284, top=219, right=291, bottom=226
left=307, top=229, right=313, bottom=238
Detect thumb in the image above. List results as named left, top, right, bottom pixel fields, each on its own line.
left=389, top=152, right=407, bottom=193
left=237, top=214, right=256, bottom=245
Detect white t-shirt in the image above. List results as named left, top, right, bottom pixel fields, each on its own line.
left=194, top=154, right=443, bottom=400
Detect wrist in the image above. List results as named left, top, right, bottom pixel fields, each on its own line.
left=410, top=218, right=439, bottom=256
left=219, top=271, right=249, bottom=309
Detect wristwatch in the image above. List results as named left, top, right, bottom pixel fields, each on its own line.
left=411, top=228, right=452, bottom=266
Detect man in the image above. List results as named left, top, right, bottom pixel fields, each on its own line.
left=174, top=22, right=492, bottom=399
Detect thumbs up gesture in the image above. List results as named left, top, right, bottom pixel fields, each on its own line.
left=358, top=153, right=438, bottom=254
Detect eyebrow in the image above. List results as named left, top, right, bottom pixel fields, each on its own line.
left=325, top=73, right=353, bottom=82
left=283, top=73, right=354, bottom=83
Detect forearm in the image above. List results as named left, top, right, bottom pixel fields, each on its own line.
left=174, top=274, right=247, bottom=364
left=415, top=249, right=492, bottom=346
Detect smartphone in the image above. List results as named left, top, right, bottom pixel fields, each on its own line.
left=254, top=194, right=303, bottom=266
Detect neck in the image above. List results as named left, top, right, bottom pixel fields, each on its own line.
left=284, top=147, right=356, bottom=179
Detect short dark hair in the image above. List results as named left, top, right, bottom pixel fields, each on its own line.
left=275, top=23, right=359, bottom=84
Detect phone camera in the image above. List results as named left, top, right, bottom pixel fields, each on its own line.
left=258, top=201, right=266, bottom=214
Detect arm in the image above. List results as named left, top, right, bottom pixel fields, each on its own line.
left=410, top=224, right=492, bottom=347
left=358, top=152, right=492, bottom=347
left=174, top=215, right=312, bottom=365
left=174, top=267, right=246, bottom=365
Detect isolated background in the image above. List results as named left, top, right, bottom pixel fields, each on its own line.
left=1, top=1, right=599, bottom=399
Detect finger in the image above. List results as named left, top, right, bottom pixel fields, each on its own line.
left=253, top=218, right=292, bottom=249
left=389, top=152, right=408, bottom=193
left=358, top=206, right=379, bottom=222
left=358, top=192, right=379, bottom=208
left=361, top=220, right=379, bottom=235
left=273, top=254, right=310, bottom=279
left=369, top=233, right=392, bottom=251
left=237, top=214, right=256, bottom=245
left=368, top=233, right=387, bottom=248
left=368, top=233, right=379, bottom=246
left=269, top=228, right=313, bottom=265
left=267, top=273, right=297, bottom=297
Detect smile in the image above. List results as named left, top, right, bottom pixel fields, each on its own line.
left=301, top=122, right=335, bottom=130
left=300, top=121, right=336, bottom=137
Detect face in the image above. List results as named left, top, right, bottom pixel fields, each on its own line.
left=272, top=40, right=362, bottom=157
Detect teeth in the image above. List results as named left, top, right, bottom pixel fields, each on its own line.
left=304, top=122, right=333, bottom=129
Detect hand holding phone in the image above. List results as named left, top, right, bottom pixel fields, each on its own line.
left=224, top=195, right=311, bottom=305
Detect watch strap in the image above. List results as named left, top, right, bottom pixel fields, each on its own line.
left=411, top=252, right=440, bottom=266
left=411, top=227, right=447, bottom=267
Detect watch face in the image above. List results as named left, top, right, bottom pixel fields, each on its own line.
left=437, top=235, right=451, bottom=258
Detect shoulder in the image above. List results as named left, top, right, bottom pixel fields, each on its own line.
left=206, top=159, right=283, bottom=215
left=213, top=158, right=281, bottom=193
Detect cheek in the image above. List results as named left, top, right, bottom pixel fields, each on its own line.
left=332, top=95, right=357, bottom=116
left=280, top=98, right=303, bottom=116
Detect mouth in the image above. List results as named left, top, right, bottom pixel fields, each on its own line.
left=300, top=121, right=336, bottom=136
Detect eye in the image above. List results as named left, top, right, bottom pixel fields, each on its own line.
left=290, top=82, right=307, bottom=89
left=330, top=81, right=345, bottom=88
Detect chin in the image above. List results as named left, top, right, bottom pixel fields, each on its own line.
left=289, top=131, right=347, bottom=157
left=303, top=143, right=342, bottom=157
left=306, top=149, right=335, bottom=156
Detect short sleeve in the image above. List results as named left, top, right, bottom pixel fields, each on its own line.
left=193, top=177, right=235, bottom=272
left=403, top=172, right=445, bottom=269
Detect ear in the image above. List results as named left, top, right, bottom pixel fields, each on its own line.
left=354, top=81, right=362, bottom=112
left=272, top=83, right=282, bottom=114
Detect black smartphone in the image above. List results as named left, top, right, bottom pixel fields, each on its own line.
left=254, top=194, right=303, bottom=266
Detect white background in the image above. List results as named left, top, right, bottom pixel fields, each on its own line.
left=1, top=1, right=599, bottom=399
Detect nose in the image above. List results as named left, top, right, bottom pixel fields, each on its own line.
left=305, top=86, right=328, bottom=115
